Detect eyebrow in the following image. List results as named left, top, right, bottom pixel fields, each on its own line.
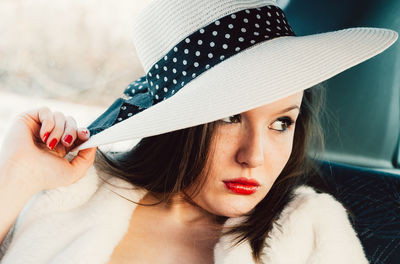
left=275, top=105, right=300, bottom=115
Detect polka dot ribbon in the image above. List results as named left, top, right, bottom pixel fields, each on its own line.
left=88, top=4, right=295, bottom=136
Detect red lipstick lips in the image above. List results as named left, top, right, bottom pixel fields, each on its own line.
left=223, top=177, right=260, bottom=195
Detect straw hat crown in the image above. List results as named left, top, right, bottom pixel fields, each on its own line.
left=132, top=0, right=279, bottom=71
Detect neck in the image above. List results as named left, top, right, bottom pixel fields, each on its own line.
left=142, top=191, right=224, bottom=228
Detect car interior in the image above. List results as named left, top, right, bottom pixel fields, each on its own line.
left=285, top=0, right=400, bottom=262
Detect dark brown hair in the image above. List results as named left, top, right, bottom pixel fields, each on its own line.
left=94, top=84, right=328, bottom=263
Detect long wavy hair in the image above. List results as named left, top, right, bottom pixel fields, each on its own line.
left=94, top=84, right=329, bottom=263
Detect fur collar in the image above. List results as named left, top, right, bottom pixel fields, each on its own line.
left=0, top=166, right=368, bottom=263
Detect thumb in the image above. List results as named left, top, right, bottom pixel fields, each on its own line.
left=70, top=147, right=97, bottom=180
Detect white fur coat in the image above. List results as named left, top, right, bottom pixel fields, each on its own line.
left=0, top=166, right=368, bottom=264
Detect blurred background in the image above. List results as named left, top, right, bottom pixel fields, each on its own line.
left=0, top=0, right=149, bottom=105
left=0, top=0, right=399, bottom=168
left=0, top=0, right=152, bottom=149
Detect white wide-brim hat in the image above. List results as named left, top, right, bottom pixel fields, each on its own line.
left=76, top=0, right=398, bottom=151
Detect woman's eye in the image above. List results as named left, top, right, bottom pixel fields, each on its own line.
left=220, top=114, right=241, bottom=123
left=269, top=117, right=294, bottom=132
left=219, top=115, right=294, bottom=132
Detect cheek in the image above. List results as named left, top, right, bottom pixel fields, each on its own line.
left=258, top=132, right=295, bottom=189
left=268, top=133, right=294, bottom=173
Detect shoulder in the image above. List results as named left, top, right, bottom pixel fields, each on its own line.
left=272, top=184, right=354, bottom=237
left=0, top=166, right=147, bottom=262
left=0, top=166, right=98, bottom=260
left=286, top=185, right=350, bottom=222
left=266, top=184, right=353, bottom=244
left=262, top=184, right=368, bottom=264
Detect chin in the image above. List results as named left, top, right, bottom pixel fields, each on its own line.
left=209, top=197, right=258, bottom=218
left=216, top=206, right=254, bottom=218
left=222, top=211, right=249, bottom=218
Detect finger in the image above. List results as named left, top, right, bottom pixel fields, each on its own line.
left=74, top=127, right=90, bottom=146
left=70, top=147, right=97, bottom=183
left=77, top=127, right=90, bottom=141
left=37, top=107, right=55, bottom=144
left=65, top=127, right=90, bottom=154
left=61, top=116, right=78, bottom=148
left=46, top=111, right=66, bottom=151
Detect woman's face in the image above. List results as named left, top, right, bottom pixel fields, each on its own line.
left=190, top=91, right=304, bottom=218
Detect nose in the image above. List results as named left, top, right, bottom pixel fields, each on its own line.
left=236, top=128, right=265, bottom=168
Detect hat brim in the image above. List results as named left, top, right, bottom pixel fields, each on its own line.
left=75, top=27, right=398, bottom=151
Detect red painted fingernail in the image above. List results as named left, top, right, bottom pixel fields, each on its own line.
left=63, top=135, right=73, bottom=144
left=49, top=138, right=58, bottom=150
left=43, top=132, right=50, bottom=143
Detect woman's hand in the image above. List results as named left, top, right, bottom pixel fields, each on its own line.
left=0, top=107, right=97, bottom=193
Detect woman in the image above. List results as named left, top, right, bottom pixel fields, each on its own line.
left=0, top=0, right=398, bottom=263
